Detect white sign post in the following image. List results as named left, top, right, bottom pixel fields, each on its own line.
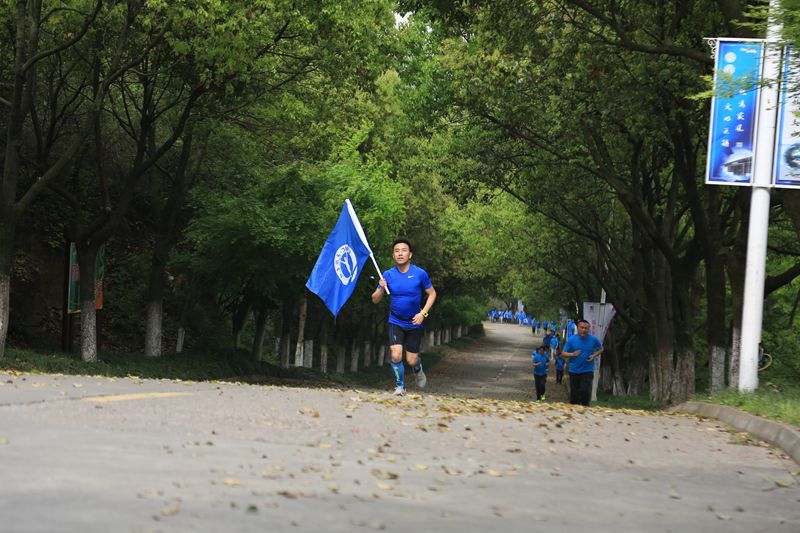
left=738, top=4, right=783, bottom=392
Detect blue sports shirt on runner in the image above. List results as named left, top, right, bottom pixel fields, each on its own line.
left=532, top=352, right=549, bottom=376
left=381, top=264, right=432, bottom=329
left=563, top=334, right=602, bottom=374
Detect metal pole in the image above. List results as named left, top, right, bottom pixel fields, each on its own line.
left=739, top=0, right=782, bottom=392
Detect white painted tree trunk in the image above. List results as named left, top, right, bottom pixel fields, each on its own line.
left=709, top=345, right=727, bottom=393
left=350, top=339, right=360, bottom=372
left=144, top=300, right=162, bottom=357
left=175, top=327, right=185, bottom=354
left=81, top=300, right=97, bottom=362
left=363, top=341, right=371, bottom=368
left=280, top=337, right=292, bottom=369
left=294, top=296, right=307, bottom=367
left=729, top=326, right=741, bottom=388
left=377, top=345, right=386, bottom=367
left=303, top=339, right=313, bottom=368
left=0, top=274, right=9, bottom=358
left=336, top=345, right=345, bottom=373
left=320, top=343, right=328, bottom=374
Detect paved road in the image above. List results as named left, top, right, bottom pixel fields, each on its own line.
left=0, top=323, right=798, bottom=532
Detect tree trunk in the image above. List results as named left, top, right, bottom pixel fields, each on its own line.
left=0, top=222, right=12, bottom=357
left=232, top=296, right=251, bottom=349
left=279, top=299, right=292, bottom=368
left=144, top=300, right=163, bottom=357
left=319, top=320, right=329, bottom=373
left=176, top=326, right=185, bottom=353
left=294, top=294, right=307, bottom=367
left=363, top=341, right=372, bottom=368
left=303, top=339, right=313, bottom=369
left=709, top=345, right=726, bottom=394
left=0, top=272, right=10, bottom=358
left=350, top=338, right=360, bottom=372
left=336, top=343, right=346, bottom=373
left=320, top=343, right=328, bottom=373
left=80, top=299, right=97, bottom=362
left=77, top=242, right=100, bottom=362
left=252, top=303, right=268, bottom=360
left=377, top=344, right=386, bottom=367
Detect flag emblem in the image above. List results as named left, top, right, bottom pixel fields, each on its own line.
left=334, top=245, right=358, bottom=285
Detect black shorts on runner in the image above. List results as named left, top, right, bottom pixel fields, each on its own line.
left=388, top=323, right=424, bottom=354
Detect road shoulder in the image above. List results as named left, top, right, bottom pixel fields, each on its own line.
left=673, top=401, right=800, bottom=466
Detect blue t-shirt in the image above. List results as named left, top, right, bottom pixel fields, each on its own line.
left=532, top=352, right=549, bottom=376
left=381, top=264, right=432, bottom=329
left=555, top=357, right=566, bottom=371
left=563, top=334, right=602, bottom=374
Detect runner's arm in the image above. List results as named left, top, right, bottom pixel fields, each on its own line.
left=371, top=278, right=388, bottom=304
left=412, top=285, right=437, bottom=325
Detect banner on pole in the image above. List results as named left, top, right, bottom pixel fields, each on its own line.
left=67, top=243, right=105, bottom=314
left=774, top=45, right=800, bottom=188
left=581, top=302, right=616, bottom=343
left=706, top=40, right=765, bottom=186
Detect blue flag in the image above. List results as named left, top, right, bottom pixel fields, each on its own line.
left=306, top=199, right=374, bottom=317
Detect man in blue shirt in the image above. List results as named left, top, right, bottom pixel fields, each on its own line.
left=561, top=319, right=603, bottom=406
left=371, top=239, right=437, bottom=396
left=532, top=346, right=549, bottom=401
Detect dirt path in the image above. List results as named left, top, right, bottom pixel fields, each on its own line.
left=425, top=322, right=567, bottom=402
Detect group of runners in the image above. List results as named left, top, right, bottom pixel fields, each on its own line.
left=530, top=319, right=603, bottom=406
left=371, top=238, right=603, bottom=406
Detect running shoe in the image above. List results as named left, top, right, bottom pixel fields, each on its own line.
left=392, top=386, right=406, bottom=396
left=415, top=369, right=427, bottom=389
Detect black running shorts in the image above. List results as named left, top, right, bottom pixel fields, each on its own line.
left=387, top=323, right=424, bottom=354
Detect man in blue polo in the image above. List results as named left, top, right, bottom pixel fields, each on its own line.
left=561, top=319, right=603, bottom=406
left=371, top=238, right=437, bottom=395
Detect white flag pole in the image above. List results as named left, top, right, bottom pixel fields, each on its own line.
left=345, top=199, right=390, bottom=294
left=369, top=253, right=390, bottom=295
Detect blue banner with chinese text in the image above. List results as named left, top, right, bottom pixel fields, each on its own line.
left=706, top=41, right=764, bottom=186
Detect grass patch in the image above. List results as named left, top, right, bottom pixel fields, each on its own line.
left=594, top=391, right=663, bottom=411
left=701, top=384, right=800, bottom=427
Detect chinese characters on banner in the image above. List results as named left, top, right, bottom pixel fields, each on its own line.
left=706, top=40, right=764, bottom=186
left=581, top=302, right=616, bottom=343
left=774, top=46, right=800, bottom=188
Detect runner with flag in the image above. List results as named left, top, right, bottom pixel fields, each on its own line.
left=371, top=238, right=437, bottom=395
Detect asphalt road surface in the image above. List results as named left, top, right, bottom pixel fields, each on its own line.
left=0, top=322, right=798, bottom=532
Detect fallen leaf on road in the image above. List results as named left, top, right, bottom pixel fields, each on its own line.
left=220, top=478, right=241, bottom=487
left=160, top=503, right=181, bottom=517
left=441, top=466, right=463, bottom=476
left=371, top=469, right=399, bottom=480
left=376, top=482, right=392, bottom=490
